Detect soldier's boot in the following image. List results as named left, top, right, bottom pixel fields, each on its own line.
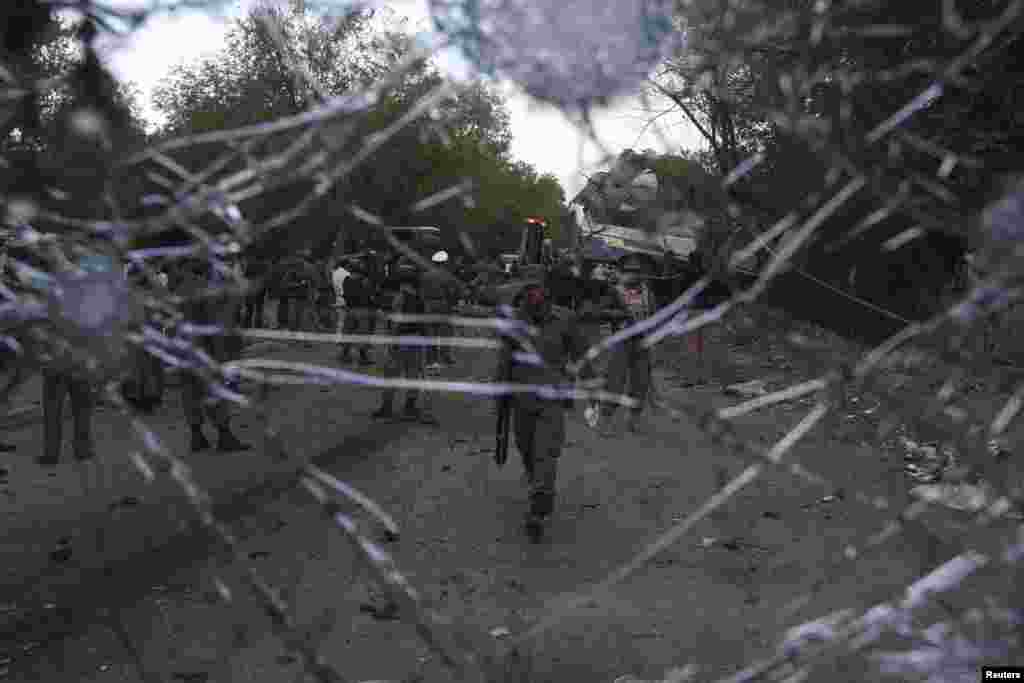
left=217, top=426, right=251, bottom=453
left=524, top=492, right=554, bottom=543
left=599, top=408, right=620, bottom=438
left=359, top=587, right=400, bottom=621
left=72, top=425, right=95, bottom=462
left=626, top=409, right=646, bottom=434
left=190, top=425, right=212, bottom=453
left=72, top=392, right=95, bottom=462
left=359, top=349, right=373, bottom=366
left=402, top=398, right=421, bottom=421
left=372, top=399, right=394, bottom=420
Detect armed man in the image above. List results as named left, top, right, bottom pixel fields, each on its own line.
left=371, top=260, right=438, bottom=425
left=495, top=266, right=593, bottom=542
left=598, top=258, right=655, bottom=435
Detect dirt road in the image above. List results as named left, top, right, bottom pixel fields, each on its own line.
left=3, top=332, right=1018, bottom=682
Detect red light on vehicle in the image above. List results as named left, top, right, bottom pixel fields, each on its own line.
left=526, top=217, right=547, bottom=226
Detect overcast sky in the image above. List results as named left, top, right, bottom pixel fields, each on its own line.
left=97, top=0, right=705, bottom=200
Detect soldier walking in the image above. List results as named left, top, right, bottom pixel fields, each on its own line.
left=173, top=257, right=251, bottom=454
left=496, top=272, right=593, bottom=541
left=371, top=261, right=438, bottom=425
left=599, top=261, right=654, bottom=435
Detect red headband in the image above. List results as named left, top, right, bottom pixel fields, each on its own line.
left=525, top=287, right=546, bottom=306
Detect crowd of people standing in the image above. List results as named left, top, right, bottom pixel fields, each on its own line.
left=1, top=230, right=716, bottom=543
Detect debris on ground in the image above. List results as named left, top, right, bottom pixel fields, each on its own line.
left=723, top=380, right=768, bottom=398
left=909, top=482, right=996, bottom=513
left=900, top=437, right=955, bottom=484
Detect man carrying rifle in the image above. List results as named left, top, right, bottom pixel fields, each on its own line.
left=494, top=269, right=593, bottom=542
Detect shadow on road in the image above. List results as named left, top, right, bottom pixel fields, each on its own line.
left=0, top=421, right=413, bottom=662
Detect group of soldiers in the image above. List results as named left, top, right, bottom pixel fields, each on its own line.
left=1, top=230, right=712, bottom=543
left=331, top=246, right=685, bottom=541
left=0, top=243, right=254, bottom=464
left=331, top=250, right=462, bottom=423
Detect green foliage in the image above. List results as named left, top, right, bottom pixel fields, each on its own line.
left=151, top=2, right=402, bottom=135
left=145, top=1, right=566, bottom=261
left=3, top=18, right=146, bottom=154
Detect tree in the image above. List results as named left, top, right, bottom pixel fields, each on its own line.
left=645, top=0, right=1023, bottom=328
left=3, top=17, right=146, bottom=154
left=151, top=0, right=401, bottom=135
left=145, top=2, right=543, bottom=263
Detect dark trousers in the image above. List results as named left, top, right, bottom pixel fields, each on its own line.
left=379, top=346, right=423, bottom=408
left=426, top=321, right=455, bottom=364
left=278, top=296, right=308, bottom=331
left=425, top=301, right=455, bottom=365
left=604, top=336, right=651, bottom=416
left=340, top=308, right=375, bottom=360
left=512, top=400, right=565, bottom=515
left=182, top=372, right=229, bottom=429
left=124, top=348, right=165, bottom=407
left=43, top=371, right=94, bottom=462
left=243, top=291, right=265, bottom=328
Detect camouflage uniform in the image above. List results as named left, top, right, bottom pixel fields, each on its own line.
left=274, top=255, right=316, bottom=331
left=37, top=246, right=127, bottom=466
left=373, top=272, right=437, bottom=424
left=173, top=259, right=250, bottom=453
left=497, top=284, right=591, bottom=538
left=601, top=276, right=654, bottom=431
left=339, top=266, right=375, bottom=365
left=122, top=263, right=166, bottom=413
left=421, top=267, right=457, bottom=366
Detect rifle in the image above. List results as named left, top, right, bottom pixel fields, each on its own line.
left=495, top=394, right=511, bottom=468
left=494, top=331, right=512, bottom=468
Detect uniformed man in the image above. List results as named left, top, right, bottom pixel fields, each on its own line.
left=422, top=250, right=458, bottom=369
left=274, top=249, right=316, bottom=331
left=241, top=257, right=269, bottom=329
left=36, top=241, right=125, bottom=466
left=338, top=259, right=375, bottom=366
left=575, top=261, right=617, bottom=350
left=331, top=256, right=352, bottom=346
left=599, top=260, right=654, bottom=435
left=372, top=261, right=438, bottom=425
left=173, top=257, right=251, bottom=453
left=496, top=272, right=593, bottom=541
left=122, top=261, right=166, bottom=414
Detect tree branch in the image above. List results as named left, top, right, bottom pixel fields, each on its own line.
left=647, top=77, right=721, bottom=158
